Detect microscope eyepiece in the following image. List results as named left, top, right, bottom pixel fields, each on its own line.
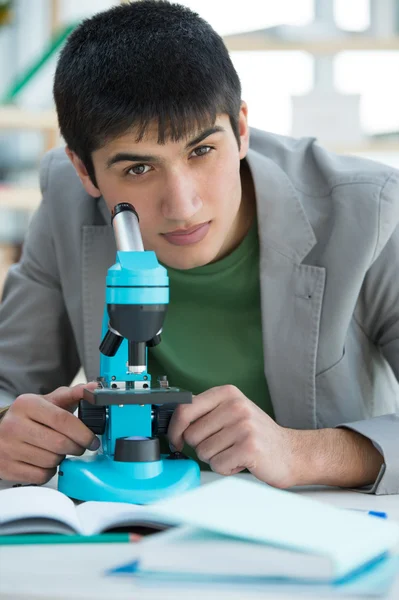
left=111, top=202, right=144, bottom=252
left=111, top=202, right=139, bottom=223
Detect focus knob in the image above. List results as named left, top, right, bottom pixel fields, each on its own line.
left=78, top=400, right=106, bottom=435
left=152, top=403, right=178, bottom=435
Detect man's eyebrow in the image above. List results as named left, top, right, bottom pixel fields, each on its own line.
left=184, top=125, right=225, bottom=149
left=106, top=153, right=162, bottom=168
left=106, top=126, right=225, bottom=168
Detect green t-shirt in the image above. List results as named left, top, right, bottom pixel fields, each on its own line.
left=148, top=217, right=273, bottom=468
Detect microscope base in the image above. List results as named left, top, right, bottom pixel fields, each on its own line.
left=57, top=453, right=200, bottom=504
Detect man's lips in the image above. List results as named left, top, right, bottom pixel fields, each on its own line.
left=162, top=221, right=211, bottom=246
left=163, top=222, right=209, bottom=235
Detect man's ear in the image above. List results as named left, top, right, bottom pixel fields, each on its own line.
left=65, top=148, right=101, bottom=198
left=238, top=101, right=250, bottom=160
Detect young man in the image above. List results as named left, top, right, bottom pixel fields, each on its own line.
left=0, top=1, right=398, bottom=494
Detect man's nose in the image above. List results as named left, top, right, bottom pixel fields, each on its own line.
left=161, top=172, right=202, bottom=221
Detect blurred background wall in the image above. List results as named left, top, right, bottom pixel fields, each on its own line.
left=0, top=0, right=399, bottom=292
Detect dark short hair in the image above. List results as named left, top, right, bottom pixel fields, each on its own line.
left=53, top=0, right=242, bottom=184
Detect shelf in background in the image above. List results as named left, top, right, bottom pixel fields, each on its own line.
left=0, top=107, right=58, bottom=131
left=223, top=35, right=399, bottom=54
left=0, top=107, right=59, bottom=152
left=0, top=187, right=41, bottom=212
left=329, top=140, right=399, bottom=154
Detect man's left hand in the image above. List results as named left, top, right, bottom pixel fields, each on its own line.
left=168, top=384, right=384, bottom=489
left=167, top=385, right=297, bottom=488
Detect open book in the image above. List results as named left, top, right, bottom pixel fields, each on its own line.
left=0, top=487, right=173, bottom=537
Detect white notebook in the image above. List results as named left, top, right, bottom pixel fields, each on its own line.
left=127, top=525, right=341, bottom=581
left=141, top=478, right=399, bottom=581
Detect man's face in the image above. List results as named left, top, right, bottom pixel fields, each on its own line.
left=71, top=107, right=250, bottom=270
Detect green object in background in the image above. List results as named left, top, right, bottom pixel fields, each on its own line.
left=0, top=23, right=77, bottom=104
left=0, top=1, right=13, bottom=27
left=0, top=533, right=134, bottom=545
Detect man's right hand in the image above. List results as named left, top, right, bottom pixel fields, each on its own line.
left=0, top=383, right=100, bottom=485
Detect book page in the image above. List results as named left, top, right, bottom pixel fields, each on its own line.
left=76, top=501, right=175, bottom=536
left=0, top=518, right=77, bottom=536
left=0, top=487, right=82, bottom=535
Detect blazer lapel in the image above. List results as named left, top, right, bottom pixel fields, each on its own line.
left=81, top=207, right=116, bottom=381
left=247, top=149, right=325, bottom=429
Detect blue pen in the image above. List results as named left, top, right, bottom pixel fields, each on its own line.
left=349, top=509, right=388, bottom=519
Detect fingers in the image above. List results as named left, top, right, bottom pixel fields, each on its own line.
left=0, top=384, right=101, bottom=485
left=182, top=402, right=243, bottom=450
left=0, top=458, right=57, bottom=486
left=13, top=442, right=65, bottom=470
left=168, top=386, right=230, bottom=451
left=194, top=423, right=238, bottom=465
left=8, top=416, right=87, bottom=456
left=208, top=444, right=247, bottom=477
left=44, top=382, right=98, bottom=412
left=17, top=395, right=98, bottom=451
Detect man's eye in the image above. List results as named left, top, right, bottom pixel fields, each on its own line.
left=127, top=164, right=151, bottom=176
left=191, top=145, right=213, bottom=158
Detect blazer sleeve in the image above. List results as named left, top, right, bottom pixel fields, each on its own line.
left=0, top=152, right=80, bottom=408
left=340, top=174, right=399, bottom=495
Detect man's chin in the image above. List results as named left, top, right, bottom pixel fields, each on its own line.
left=159, top=249, right=216, bottom=271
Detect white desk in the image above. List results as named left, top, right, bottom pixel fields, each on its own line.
left=0, top=472, right=398, bottom=600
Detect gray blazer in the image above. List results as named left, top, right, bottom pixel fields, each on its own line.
left=1, top=129, right=399, bottom=494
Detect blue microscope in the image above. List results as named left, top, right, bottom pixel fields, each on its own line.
left=58, top=203, right=200, bottom=504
